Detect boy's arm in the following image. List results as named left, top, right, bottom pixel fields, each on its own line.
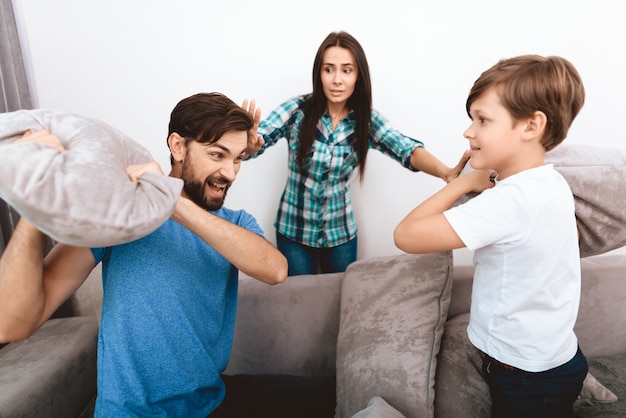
left=394, top=169, right=495, bottom=254
left=171, top=197, right=288, bottom=285
left=0, top=219, right=96, bottom=342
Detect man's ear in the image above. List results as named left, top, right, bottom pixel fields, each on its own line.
left=168, top=133, right=186, bottom=163
left=522, top=110, right=547, bottom=141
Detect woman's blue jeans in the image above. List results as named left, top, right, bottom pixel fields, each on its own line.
left=482, top=347, right=588, bottom=418
left=276, top=232, right=357, bottom=276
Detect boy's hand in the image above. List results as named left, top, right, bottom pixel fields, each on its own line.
left=14, top=130, right=65, bottom=153
left=460, top=169, right=497, bottom=193
left=241, top=99, right=264, bottom=157
left=125, top=161, right=164, bottom=183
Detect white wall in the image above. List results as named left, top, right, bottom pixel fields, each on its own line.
left=15, top=0, right=626, bottom=265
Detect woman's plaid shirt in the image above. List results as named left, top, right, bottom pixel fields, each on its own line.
left=253, top=95, right=423, bottom=248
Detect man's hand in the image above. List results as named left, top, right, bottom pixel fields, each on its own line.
left=241, top=99, right=264, bottom=157
left=14, top=130, right=65, bottom=153
left=125, top=161, right=164, bottom=183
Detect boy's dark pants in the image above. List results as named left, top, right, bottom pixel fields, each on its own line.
left=482, top=347, right=588, bottom=418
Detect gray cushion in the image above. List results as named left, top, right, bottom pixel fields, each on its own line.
left=434, top=313, right=491, bottom=418
left=0, top=109, right=182, bottom=247
left=350, top=396, right=407, bottom=418
left=545, top=144, right=626, bottom=258
left=336, top=252, right=453, bottom=418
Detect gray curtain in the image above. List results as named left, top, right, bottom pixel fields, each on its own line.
left=0, top=0, right=34, bottom=113
left=0, top=0, right=35, bottom=255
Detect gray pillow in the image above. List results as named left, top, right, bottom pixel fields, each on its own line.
left=434, top=313, right=491, bottom=418
left=336, top=252, right=453, bottom=418
left=0, top=109, right=182, bottom=247
left=545, top=144, right=625, bottom=258
left=350, top=396, right=407, bottom=418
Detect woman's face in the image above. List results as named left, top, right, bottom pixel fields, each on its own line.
left=320, top=46, right=358, bottom=107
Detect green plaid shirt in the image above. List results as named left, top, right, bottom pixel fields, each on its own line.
left=253, top=95, right=423, bottom=248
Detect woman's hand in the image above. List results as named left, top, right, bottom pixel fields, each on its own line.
left=442, top=150, right=471, bottom=183
left=241, top=99, right=264, bottom=157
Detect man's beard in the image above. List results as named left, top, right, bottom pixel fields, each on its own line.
left=181, top=157, right=231, bottom=211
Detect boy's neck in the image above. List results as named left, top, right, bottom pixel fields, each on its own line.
left=497, top=146, right=546, bottom=180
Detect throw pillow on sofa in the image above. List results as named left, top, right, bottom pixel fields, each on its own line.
left=434, top=313, right=492, bottom=418
left=0, top=109, right=182, bottom=247
left=336, top=252, right=453, bottom=418
left=350, top=396, right=406, bottom=418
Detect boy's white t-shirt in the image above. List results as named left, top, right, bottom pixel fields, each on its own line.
left=444, top=164, right=581, bottom=372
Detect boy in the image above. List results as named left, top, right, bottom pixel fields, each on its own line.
left=394, top=55, right=587, bottom=417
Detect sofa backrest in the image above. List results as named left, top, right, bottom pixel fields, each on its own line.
left=448, top=254, right=626, bottom=359
left=227, top=272, right=344, bottom=377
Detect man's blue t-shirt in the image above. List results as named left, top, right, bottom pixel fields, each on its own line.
left=90, top=207, right=263, bottom=417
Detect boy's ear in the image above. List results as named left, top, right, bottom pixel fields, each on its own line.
left=522, top=110, right=547, bottom=141
left=168, top=133, right=186, bottom=163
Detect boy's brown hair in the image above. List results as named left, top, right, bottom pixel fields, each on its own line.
left=466, top=55, right=585, bottom=151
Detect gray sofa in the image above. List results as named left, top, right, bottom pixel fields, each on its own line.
left=1, top=251, right=624, bottom=417
left=227, top=252, right=626, bottom=418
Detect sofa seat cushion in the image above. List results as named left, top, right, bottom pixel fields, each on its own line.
left=336, top=252, right=453, bottom=418
left=0, top=109, right=183, bottom=247
left=0, top=316, right=99, bottom=418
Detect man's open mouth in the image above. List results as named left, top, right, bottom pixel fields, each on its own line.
left=207, top=180, right=227, bottom=192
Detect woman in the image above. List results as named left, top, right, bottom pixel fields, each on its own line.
left=246, top=31, right=468, bottom=275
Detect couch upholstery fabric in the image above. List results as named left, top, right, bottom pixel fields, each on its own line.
left=0, top=317, right=98, bottom=418
left=336, top=252, right=453, bottom=418
left=226, top=272, right=344, bottom=377
left=546, top=144, right=626, bottom=257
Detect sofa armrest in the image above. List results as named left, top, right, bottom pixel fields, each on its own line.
left=226, top=273, right=343, bottom=377
left=0, top=316, right=98, bottom=418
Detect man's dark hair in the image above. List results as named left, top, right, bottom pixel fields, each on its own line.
left=168, top=92, right=253, bottom=165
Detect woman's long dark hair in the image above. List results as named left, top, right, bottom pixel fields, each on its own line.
left=297, top=31, right=372, bottom=181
